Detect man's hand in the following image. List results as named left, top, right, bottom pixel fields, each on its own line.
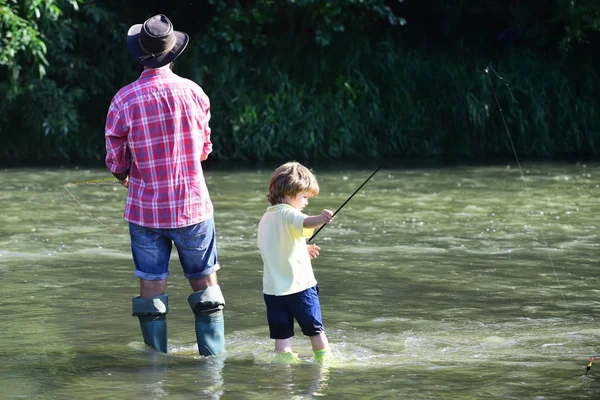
left=119, top=176, right=129, bottom=188
left=112, top=171, right=129, bottom=188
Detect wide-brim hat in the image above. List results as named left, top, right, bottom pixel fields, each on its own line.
left=127, top=14, right=189, bottom=68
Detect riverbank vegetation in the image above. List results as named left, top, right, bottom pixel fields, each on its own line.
left=1, top=0, right=599, bottom=165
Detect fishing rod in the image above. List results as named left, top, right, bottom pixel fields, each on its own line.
left=64, top=177, right=119, bottom=187
left=308, top=165, right=381, bottom=242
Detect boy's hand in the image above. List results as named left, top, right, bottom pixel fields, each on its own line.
left=303, top=209, right=336, bottom=229
left=320, top=209, right=335, bottom=225
left=307, top=243, right=321, bottom=259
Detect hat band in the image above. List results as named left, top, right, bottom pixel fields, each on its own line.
left=138, top=34, right=176, bottom=62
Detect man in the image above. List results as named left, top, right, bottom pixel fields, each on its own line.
left=105, top=14, right=225, bottom=356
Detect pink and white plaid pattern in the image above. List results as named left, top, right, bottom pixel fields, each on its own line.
left=105, top=67, right=213, bottom=228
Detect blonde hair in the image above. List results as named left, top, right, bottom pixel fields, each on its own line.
left=268, top=161, right=320, bottom=205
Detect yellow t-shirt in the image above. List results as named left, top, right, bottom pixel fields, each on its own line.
left=257, top=204, right=316, bottom=295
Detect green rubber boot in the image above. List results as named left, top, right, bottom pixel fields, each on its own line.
left=132, top=294, right=168, bottom=353
left=188, top=286, right=225, bottom=356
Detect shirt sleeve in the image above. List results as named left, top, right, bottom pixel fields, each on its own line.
left=199, top=91, right=212, bottom=162
left=104, top=99, right=131, bottom=173
left=282, top=208, right=314, bottom=239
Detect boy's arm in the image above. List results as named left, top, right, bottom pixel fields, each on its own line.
left=303, top=209, right=335, bottom=229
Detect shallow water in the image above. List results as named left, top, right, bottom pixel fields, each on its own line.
left=1, top=162, right=600, bottom=399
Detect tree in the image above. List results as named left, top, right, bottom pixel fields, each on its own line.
left=0, top=0, right=80, bottom=82
left=555, top=0, right=600, bottom=50
left=203, top=0, right=406, bottom=53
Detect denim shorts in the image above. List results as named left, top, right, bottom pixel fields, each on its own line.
left=129, top=217, right=219, bottom=281
left=263, top=286, right=324, bottom=339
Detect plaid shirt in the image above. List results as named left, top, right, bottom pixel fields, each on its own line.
left=105, top=67, right=213, bottom=228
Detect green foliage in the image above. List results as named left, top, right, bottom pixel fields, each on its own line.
left=185, top=36, right=599, bottom=161
left=203, top=0, right=405, bottom=53
left=555, top=0, right=600, bottom=50
left=0, top=0, right=80, bottom=79
left=1, top=1, right=600, bottom=164
left=424, top=0, right=600, bottom=51
left=0, top=0, right=134, bottom=163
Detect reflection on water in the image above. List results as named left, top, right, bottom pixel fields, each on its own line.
left=1, top=162, right=600, bottom=399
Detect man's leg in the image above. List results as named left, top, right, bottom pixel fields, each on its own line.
left=132, top=279, right=169, bottom=352
left=175, top=218, right=225, bottom=356
left=129, top=222, right=172, bottom=353
left=189, top=273, right=217, bottom=292
left=187, top=272, right=225, bottom=356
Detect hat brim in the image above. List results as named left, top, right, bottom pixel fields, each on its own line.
left=127, top=24, right=189, bottom=68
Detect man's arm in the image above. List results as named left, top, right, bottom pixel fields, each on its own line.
left=198, top=91, right=212, bottom=162
left=105, top=100, right=131, bottom=183
left=111, top=170, right=129, bottom=181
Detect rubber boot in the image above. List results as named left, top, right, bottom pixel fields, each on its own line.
left=132, top=294, right=168, bottom=353
left=188, top=286, right=225, bottom=356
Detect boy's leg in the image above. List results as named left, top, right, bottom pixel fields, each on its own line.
left=274, top=338, right=300, bottom=364
left=310, top=332, right=331, bottom=363
left=291, top=286, right=331, bottom=362
left=264, top=293, right=295, bottom=353
left=275, top=338, right=293, bottom=353
left=308, top=332, right=329, bottom=351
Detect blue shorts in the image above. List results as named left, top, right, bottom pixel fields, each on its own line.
left=263, top=286, right=325, bottom=339
left=129, top=217, right=219, bottom=281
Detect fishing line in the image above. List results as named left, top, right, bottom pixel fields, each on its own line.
left=63, top=178, right=127, bottom=236
left=485, top=65, right=593, bottom=374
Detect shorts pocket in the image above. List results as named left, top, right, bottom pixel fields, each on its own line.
left=179, top=219, right=213, bottom=250
left=129, top=223, right=159, bottom=247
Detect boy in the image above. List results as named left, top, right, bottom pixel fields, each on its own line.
left=257, top=161, right=335, bottom=363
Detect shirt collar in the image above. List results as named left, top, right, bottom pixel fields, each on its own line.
left=267, top=204, right=296, bottom=212
left=139, top=66, right=173, bottom=79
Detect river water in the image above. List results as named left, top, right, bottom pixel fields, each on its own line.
left=1, top=162, right=599, bottom=399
